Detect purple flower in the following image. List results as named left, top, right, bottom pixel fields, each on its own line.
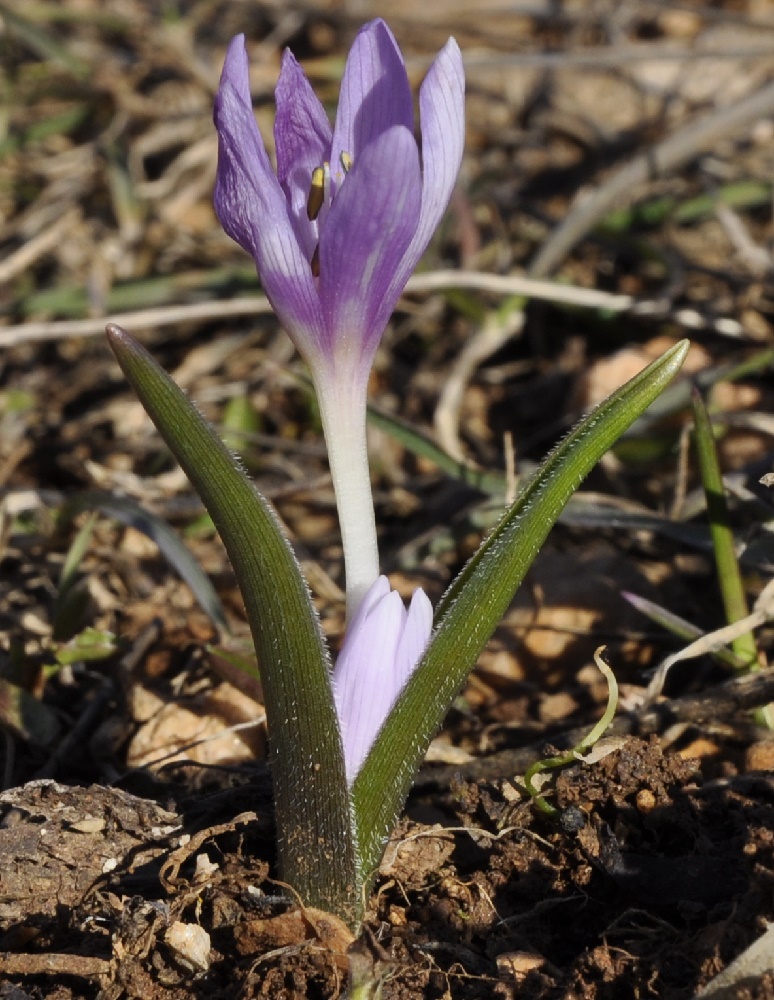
left=332, top=576, right=433, bottom=784
left=213, top=19, right=464, bottom=382
left=213, top=20, right=464, bottom=619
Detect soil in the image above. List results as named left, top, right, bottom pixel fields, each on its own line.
left=2, top=1, right=774, bottom=998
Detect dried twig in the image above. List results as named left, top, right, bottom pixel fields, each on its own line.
left=0, top=209, right=81, bottom=284
left=0, top=269, right=742, bottom=349
left=646, top=577, right=774, bottom=701
left=434, top=306, right=524, bottom=462
left=530, top=78, right=774, bottom=277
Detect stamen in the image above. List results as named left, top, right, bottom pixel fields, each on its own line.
left=340, top=151, right=353, bottom=174
left=307, top=166, right=326, bottom=221
left=311, top=244, right=320, bottom=277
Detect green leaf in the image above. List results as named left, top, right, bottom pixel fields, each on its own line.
left=52, top=511, right=98, bottom=641
left=366, top=402, right=506, bottom=496
left=0, top=1, right=90, bottom=77
left=692, top=387, right=756, bottom=665
left=691, top=388, right=772, bottom=727
left=222, top=392, right=263, bottom=470
left=353, top=339, right=690, bottom=881
left=106, top=324, right=359, bottom=925
left=53, top=627, right=119, bottom=666
left=206, top=642, right=261, bottom=685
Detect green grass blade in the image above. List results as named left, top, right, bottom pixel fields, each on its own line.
left=353, top=339, right=690, bottom=881
left=106, top=324, right=360, bottom=924
left=691, top=388, right=758, bottom=668
left=691, top=388, right=772, bottom=727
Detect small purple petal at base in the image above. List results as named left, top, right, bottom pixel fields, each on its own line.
left=332, top=576, right=433, bottom=784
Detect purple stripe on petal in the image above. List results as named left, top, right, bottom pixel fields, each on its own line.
left=214, top=70, right=326, bottom=358
left=389, top=38, right=466, bottom=299
left=329, top=19, right=414, bottom=188
left=319, top=124, right=421, bottom=363
left=275, top=50, right=333, bottom=260
left=413, top=38, right=465, bottom=259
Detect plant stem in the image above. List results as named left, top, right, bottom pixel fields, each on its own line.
left=315, top=371, right=380, bottom=620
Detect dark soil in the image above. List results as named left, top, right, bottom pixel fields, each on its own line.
left=2, top=738, right=773, bottom=999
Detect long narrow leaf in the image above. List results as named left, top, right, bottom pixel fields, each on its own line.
left=106, top=325, right=359, bottom=924
left=353, top=339, right=689, bottom=880
left=692, top=388, right=757, bottom=669
left=691, top=388, right=772, bottom=728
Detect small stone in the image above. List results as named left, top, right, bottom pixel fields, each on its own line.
left=165, top=922, right=211, bottom=974
left=194, top=852, right=219, bottom=881
left=496, top=950, right=546, bottom=981
left=560, top=806, right=586, bottom=833
left=69, top=817, right=106, bottom=834
left=745, top=741, right=774, bottom=772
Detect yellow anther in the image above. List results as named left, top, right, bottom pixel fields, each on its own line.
left=306, top=166, right=326, bottom=221
left=340, top=151, right=353, bottom=174
left=310, top=244, right=320, bottom=277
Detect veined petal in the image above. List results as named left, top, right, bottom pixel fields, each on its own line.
left=333, top=580, right=404, bottom=784
left=218, top=33, right=253, bottom=107
left=274, top=50, right=333, bottom=259
left=390, top=37, right=466, bottom=295
left=318, top=125, right=421, bottom=362
left=332, top=578, right=433, bottom=784
left=329, top=19, right=413, bottom=190
left=214, top=37, right=325, bottom=356
left=394, top=588, right=433, bottom=689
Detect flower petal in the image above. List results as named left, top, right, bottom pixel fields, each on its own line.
left=213, top=36, right=325, bottom=357
left=329, top=19, right=414, bottom=190
left=333, top=580, right=404, bottom=783
left=390, top=38, right=466, bottom=295
left=274, top=49, right=333, bottom=259
left=332, top=578, right=433, bottom=784
left=394, top=588, right=433, bottom=689
left=217, top=33, right=253, bottom=107
left=318, top=124, right=421, bottom=363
